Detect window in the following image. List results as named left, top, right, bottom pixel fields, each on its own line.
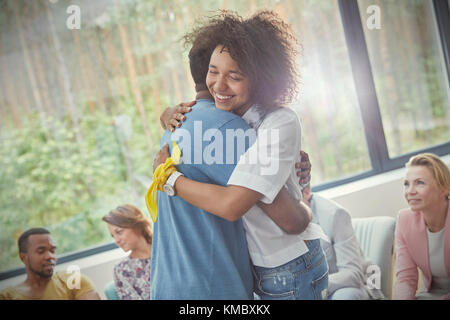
left=359, top=0, right=450, bottom=158
left=289, top=0, right=372, bottom=185
left=334, top=0, right=450, bottom=182
left=0, top=0, right=449, bottom=277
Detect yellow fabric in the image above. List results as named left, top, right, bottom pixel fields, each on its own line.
left=145, top=141, right=181, bottom=223
left=0, top=272, right=96, bottom=300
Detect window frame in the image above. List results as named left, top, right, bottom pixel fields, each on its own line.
left=1, top=0, right=449, bottom=280
left=313, top=0, right=450, bottom=192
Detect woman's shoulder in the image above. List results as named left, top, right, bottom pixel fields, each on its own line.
left=114, top=256, right=151, bottom=270
left=114, top=256, right=132, bottom=272
left=398, top=207, right=418, bottom=218
left=260, top=107, right=301, bottom=132
left=265, top=106, right=298, bottom=120
left=397, top=208, right=422, bottom=229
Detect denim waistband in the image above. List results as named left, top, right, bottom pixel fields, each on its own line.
left=253, top=239, right=322, bottom=274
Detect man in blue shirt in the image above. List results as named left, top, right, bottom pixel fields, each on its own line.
left=150, top=45, right=254, bottom=299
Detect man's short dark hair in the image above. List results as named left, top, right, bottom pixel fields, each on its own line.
left=188, top=46, right=214, bottom=87
left=18, top=228, right=50, bottom=253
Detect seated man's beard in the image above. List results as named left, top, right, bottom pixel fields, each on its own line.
left=29, top=265, right=54, bottom=279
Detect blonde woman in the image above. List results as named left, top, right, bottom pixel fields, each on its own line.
left=103, top=205, right=152, bottom=300
left=394, top=153, right=450, bottom=300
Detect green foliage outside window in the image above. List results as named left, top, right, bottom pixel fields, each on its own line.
left=0, top=88, right=164, bottom=273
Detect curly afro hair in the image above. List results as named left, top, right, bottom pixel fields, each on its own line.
left=183, top=10, right=299, bottom=109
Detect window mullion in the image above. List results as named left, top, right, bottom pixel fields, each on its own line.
left=433, top=0, right=450, bottom=88
left=338, top=0, right=389, bottom=172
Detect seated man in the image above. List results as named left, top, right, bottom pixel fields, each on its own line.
left=302, top=188, right=384, bottom=300
left=0, top=228, right=101, bottom=300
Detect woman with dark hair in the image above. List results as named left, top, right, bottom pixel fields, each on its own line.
left=103, top=204, right=152, bottom=300
left=154, top=10, right=329, bottom=300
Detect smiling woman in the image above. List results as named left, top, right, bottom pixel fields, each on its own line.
left=394, top=153, right=450, bottom=300
left=150, top=9, right=330, bottom=300
left=404, top=166, right=448, bottom=220
left=206, top=45, right=251, bottom=116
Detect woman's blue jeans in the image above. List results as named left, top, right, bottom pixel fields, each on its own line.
left=253, top=239, right=329, bottom=300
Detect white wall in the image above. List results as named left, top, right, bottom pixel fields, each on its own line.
left=2, top=154, right=449, bottom=299
left=319, top=154, right=450, bottom=219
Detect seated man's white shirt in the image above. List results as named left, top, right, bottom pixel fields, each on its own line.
left=228, top=105, right=328, bottom=268
left=311, top=194, right=384, bottom=299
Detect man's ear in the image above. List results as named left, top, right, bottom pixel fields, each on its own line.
left=19, top=252, right=27, bottom=264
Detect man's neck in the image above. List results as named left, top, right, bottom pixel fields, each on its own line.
left=196, top=90, right=213, bottom=101
left=24, top=271, right=52, bottom=289
left=15, top=272, right=52, bottom=298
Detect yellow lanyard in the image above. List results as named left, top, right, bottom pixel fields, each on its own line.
left=145, top=141, right=181, bottom=223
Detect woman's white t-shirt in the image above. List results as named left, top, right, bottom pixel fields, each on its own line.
left=228, top=105, right=328, bottom=268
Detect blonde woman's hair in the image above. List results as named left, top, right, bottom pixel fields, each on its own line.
left=406, top=153, right=450, bottom=196
left=102, top=204, right=153, bottom=244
